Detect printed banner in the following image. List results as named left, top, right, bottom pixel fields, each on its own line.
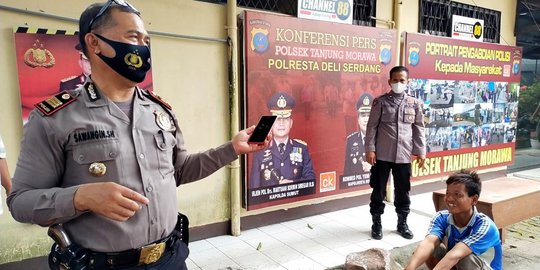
left=404, top=33, right=520, bottom=181
left=243, top=11, right=398, bottom=210
left=13, top=27, right=153, bottom=123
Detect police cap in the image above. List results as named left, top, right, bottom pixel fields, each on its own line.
left=356, top=93, right=373, bottom=114
left=267, top=92, right=295, bottom=118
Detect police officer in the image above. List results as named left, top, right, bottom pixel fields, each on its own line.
left=250, top=92, right=315, bottom=188
left=365, top=66, right=426, bottom=240
left=343, top=93, right=372, bottom=176
left=8, top=1, right=268, bottom=269
left=59, top=43, right=91, bottom=92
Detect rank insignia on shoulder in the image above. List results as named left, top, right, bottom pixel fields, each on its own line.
left=35, top=92, right=76, bottom=116
left=293, top=139, right=308, bottom=145
left=60, top=75, right=77, bottom=82
left=146, top=90, right=172, bottom=110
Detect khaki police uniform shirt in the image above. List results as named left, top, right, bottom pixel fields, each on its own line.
left=364, top=92, right=426, bottom=163
left=8, top=81, right=238, bottom=252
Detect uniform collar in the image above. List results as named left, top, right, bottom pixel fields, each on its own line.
left=82, top=79, right=153, bottom=107
left=136, top=87, right=154, bottom=106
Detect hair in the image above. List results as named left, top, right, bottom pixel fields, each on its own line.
left=78, top=2, right=139, bottom=56
left=446, top=169, right=481, bottom=197
left=389, top=65, right=409, bottom=78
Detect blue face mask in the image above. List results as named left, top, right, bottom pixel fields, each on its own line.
left=94, top=33, right=151, bottom=83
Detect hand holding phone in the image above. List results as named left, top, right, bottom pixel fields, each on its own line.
left=248, top=116, right=277, bottom=145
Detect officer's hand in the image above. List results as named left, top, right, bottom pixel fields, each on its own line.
left=366, top=151, right=376, bottom=165
left=74, top=182, right=149, bottom=222
left=232, top=125, right=272, bottom=155
left=416, top=155, right=426, bottom=168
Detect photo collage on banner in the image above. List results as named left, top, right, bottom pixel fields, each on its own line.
left=13, top=27, right=154, bottom=123
left=404, top=33, right=521, bottom=180
left=242, top=11, right=398, bottom=210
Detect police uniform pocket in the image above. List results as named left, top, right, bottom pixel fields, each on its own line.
left=70, top=140, right=120, bottom=182
left=403, top=108, right=416, bottom=123
left=381, top=107, right=396, bottom=122
left=154, top=131, right=176, bottom=177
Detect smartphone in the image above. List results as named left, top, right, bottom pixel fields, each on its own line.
left=248, top=115, right=277, bottom=144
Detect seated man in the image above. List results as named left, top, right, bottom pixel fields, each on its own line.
left=405, top=170, right=502, bottom=270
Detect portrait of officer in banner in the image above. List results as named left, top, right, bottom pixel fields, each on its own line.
left=249, top=92, right=315, bottom=189
left=59, top=43, right=91, bottom=92
left=343, top=93, right=373, bottom=176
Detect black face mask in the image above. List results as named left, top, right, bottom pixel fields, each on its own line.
left=94, top=33, right=151, bottom=83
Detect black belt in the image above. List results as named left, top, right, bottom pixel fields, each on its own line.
left=87, top=233, right=178, bottom=269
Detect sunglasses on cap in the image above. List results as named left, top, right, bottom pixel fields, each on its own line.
left=88, top=0, right=139, bottom=32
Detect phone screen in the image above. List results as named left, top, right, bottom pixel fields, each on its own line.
left=248, top=116, right=277, bottom=144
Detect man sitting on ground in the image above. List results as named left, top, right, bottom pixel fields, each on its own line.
left=405, top=169, right=502, bottom=270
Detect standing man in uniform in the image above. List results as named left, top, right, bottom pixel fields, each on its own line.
left=343, top=93, right=372, bottom=176
left=59, top=43, right=92, bottom=92
left=365, top=66, right=426, bottom=240
left=250, top=92, right=315, bottom=188
left=8, top=1, right=269, bottom=269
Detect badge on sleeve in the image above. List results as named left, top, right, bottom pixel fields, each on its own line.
left=89, top=162, right=107, bottom=177
left=154, top=110, right=172, bottom=130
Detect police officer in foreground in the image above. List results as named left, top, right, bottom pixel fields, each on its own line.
left=250, top=92, right=315, bottom=188
left=59, top=43, right=91, bottom=92
left=365, top=66, right=426, bottom=240
left=8, top=1, right=269, bottom=269
left=343, top=93, right=373, bottom=176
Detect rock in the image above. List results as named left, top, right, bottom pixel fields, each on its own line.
left=345, top=248, right=402, bottom=270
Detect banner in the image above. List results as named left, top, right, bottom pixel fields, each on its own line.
left=404, top=33, right=520, bottom=180
left=13, top=27, right=153, bottom=123
left=243, top=11, right=398, bottom=210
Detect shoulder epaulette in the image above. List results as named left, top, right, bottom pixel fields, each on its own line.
left=60, top=75, right=77, bottom=83
left=143, top=89, right=172, bottom=110
left=293, top=139, right=308, bottom=146
left=34, top=91, right=76, bottom=116
left=347, top=132, right=359, bottom=139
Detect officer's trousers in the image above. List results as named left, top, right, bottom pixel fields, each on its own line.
left=369, top=160, right=411, bottom=216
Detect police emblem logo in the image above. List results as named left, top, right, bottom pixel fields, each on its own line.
left=408, top=46, right=420, bottom=66
left=363, top=96, right=370, bottom=106
left=250, top=27, right=269, bottom=53
left=124, top=52, right=143, bottom=68
left=89, top=162, right=107, bottom=177
left=154, top=110, right=172, bottom=130
left=277, top=95, right=287, bottom=108
left=23, top=39, right=55, bottom=68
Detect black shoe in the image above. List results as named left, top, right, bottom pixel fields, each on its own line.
left=397, top=224, right=414, bottom=239
left=371, top=215, right=383, bottom=240
left=397, top=214, right=414, bottom=239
